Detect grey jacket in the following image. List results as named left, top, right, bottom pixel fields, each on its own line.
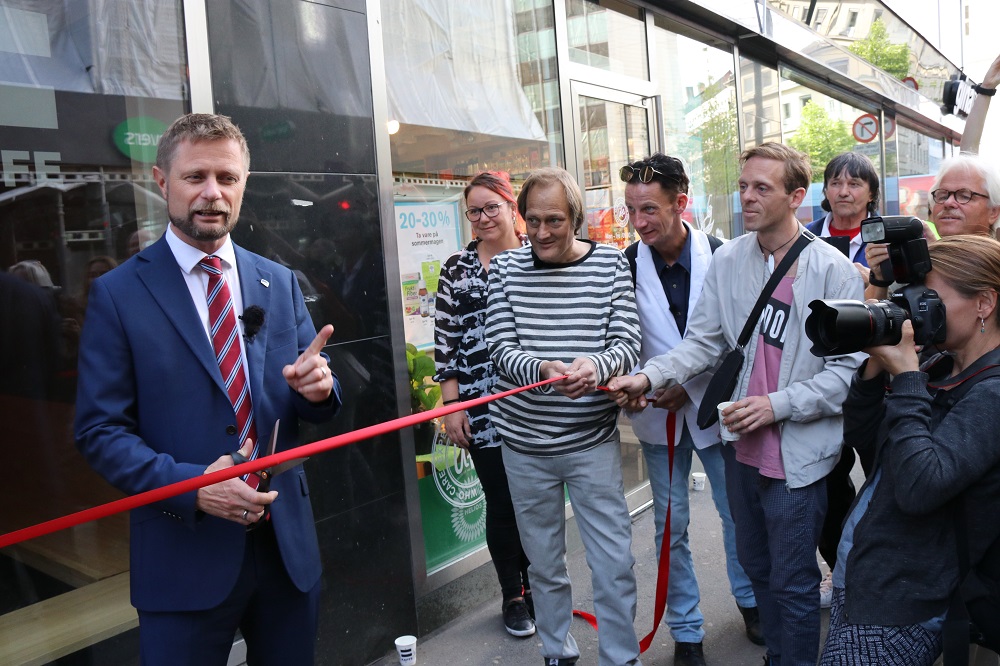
left=640, top=226, right=865, bottom=487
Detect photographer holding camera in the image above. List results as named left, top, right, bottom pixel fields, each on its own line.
left=818, top=235, right=1000, bottom=665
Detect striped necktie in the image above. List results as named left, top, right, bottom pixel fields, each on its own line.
left=199, top=255, right=259, bottom=488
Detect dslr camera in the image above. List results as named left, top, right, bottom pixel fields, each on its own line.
left=804, top=215, right=946, bottom=356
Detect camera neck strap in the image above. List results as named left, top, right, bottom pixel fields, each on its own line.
left=736, top=230, right=814, bottom=350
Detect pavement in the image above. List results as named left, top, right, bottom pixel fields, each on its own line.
left=372, top=456, right=837, bottom=666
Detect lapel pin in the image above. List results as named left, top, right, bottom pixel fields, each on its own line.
left=260, top=279, right=270, bottom=288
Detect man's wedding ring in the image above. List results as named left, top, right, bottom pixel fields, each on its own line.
left=242, top=509, right=249, bottom=520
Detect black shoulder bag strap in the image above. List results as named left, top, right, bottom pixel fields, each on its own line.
left=696, top=230, right=814, bottom=428
left=734, top=230, right=815, bottom=351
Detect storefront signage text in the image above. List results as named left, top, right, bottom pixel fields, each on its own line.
left=1, top=150, right=61, bottom=186
left=112, top=116, right=167, bottom=164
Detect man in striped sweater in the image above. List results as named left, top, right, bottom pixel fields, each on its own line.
left=486, top=167, right=643, bottom=666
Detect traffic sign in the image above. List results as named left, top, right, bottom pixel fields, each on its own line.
left=883, top=116, right=896, bottom=139
left=852, top=114, right=879, bottom=143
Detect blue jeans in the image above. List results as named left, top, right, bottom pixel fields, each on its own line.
left=722, top=444, right=826, bottom=666
left=642, top=424, right=755, bottom=643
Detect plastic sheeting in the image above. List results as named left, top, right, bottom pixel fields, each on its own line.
left=383, top=0, right=546, bottom=141
left=0, top=0, right=186, bottom=99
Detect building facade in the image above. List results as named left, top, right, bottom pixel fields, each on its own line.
left=0, top=0, right=972, bottom=663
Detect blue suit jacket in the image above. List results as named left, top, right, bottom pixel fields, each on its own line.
left=75, top=236, right=341, bottom=612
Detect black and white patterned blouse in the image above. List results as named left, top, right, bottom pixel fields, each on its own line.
left=434, top=237, right=529, bottom=449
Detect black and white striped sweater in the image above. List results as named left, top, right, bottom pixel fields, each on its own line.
left=486, top=241, right=641, bottom=456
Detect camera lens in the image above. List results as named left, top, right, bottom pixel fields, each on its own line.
left=805, top=299, right=908, bottom=356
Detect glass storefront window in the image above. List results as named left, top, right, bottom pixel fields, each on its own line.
left=0, top=1, right=188, bottom=661
left=896, top=124, right=945, bottom=220
left=381, top=0, right=561, bottom=573
left=652, top=16, right=740, bottom=240
left=566, top=0, right=647, bottom=79
left=767, top=0, right=962, bottom=105
left=740, top=57, right=783, bottom=150
left=206, top=0, right=375, bottom=176
left=778, top=68, right=880, bottom=224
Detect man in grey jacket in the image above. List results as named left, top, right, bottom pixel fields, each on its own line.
left=610, top=143, right=864, bottom=666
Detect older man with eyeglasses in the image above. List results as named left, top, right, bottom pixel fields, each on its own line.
left=867, top=154, right=1000, bottom=297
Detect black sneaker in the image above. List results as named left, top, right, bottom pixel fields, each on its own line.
left=502, top=598, right=535, bottom=637
left=543, top=659, right=577, bottom=666
left=737, top=604, right=766, bottom=646
left=674, top=641, right=706, bottom=666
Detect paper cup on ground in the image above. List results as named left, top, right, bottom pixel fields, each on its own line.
left=395, top=635, right=417, bottom=665
left=691, top=472, right=707, bottom=491
left=718, top=401, right=740, bottom=441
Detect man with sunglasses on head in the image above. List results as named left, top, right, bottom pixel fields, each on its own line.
left=610, top=143, right=864, bottom=666
left=618, top=155, right=760, bottom=666
left=867, top=154, right=1000, bottom=299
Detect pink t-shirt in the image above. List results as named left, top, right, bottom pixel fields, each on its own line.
left=735, top=276, right=794, bottom=479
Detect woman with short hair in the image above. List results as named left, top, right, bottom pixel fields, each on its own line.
left=434, top=170, right=534, bottom=638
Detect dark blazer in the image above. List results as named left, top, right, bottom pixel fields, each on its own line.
left=807, top=215, right=869, bottom=267
left=75, top=236, right=341, bottom=612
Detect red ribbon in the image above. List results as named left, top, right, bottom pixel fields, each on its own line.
left=572, top=411, right=675, bottom=654
left=0, top=376, right=562, bottom=549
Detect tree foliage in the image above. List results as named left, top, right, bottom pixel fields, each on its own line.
left=848, top=18, right=911, bottom=80
left=787, top=101, right=856, bottom=181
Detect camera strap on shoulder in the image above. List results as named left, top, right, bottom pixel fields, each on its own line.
left=928, top=364, right=1000, bottom=413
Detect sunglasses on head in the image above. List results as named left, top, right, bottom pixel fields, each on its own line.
left=619, top=164, right=683, bottom=184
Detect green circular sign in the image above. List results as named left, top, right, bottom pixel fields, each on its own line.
left=112, top=116, right=167, bottom=164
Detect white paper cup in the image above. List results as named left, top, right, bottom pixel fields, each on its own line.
left=718, top=401, right=740, bottom=441
left=395, top=635, right=417, bottom=665
left=691, top=472, right=707, bottom=491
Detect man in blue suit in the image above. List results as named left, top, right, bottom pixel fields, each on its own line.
left=75, top=113, right=342, bottom=665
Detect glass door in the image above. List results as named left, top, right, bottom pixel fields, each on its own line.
left=571, top=83, right=656, bottom=251
left=569, top=82, right=658, bottom=510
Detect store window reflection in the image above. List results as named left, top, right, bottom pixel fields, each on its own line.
left=566, top=0, right=647, bottom=79
left=579, top=97, right=650, bottom=250
left=768, top=0, right=960, bottom=103
left=206, top=0, right=375, bottom=175
left=897, top=124, right=945, bottom=220
left=740, top=57, right=782, bottom=149
left=778, top=72, right=878, bottom=224
left=652, top=17, right=739, bottom=240
left=0, top=0, right=187, bottom=661
left=381, top=0, right=561, bottom=572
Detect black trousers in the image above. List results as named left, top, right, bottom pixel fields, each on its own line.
left=468, top=445, right=530, bottom=600
left=819, top=447, right=857, bottom=569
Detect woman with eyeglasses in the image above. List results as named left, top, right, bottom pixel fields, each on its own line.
left=819, top=235, right=1000, bottom=665
left=433, top=170, right=534, bottom=638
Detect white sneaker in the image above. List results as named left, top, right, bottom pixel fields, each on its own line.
left=819, top=570, right=833, bottom=609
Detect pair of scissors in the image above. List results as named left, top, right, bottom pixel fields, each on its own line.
left=229, top=420, right=307, bottom=523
